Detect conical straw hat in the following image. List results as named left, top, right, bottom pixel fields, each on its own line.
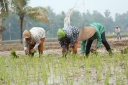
left=78, top=26, right=96, bottom=41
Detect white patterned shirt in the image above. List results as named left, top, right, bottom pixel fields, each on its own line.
left=23, top=27, right=45, bottom=50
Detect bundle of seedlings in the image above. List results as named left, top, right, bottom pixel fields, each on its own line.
left=25, top=49, right=37, bottom=56
left=10, top=49, right=19, bottom=58
left=121, top=46, right=128, bottom=54
left=32, top=49, right=37, bottom=54
left=30, top=49, right=37, bottom=56
left=62, top=48, right=73, bottom=58
left=90, top=48, right=99, bottom=56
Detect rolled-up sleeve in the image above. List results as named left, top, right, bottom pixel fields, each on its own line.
left=81, top=40, right=86, bottom=53
left=23, top=38, right=28, bottom=51
left=33, top=39, right=40, bottom=49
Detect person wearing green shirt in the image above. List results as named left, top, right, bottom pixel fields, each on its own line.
left=79, top=22, right=112, bottom=56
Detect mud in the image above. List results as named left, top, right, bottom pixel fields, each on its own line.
left=0, top=38, right=128, bottom=85
left=0, top=38, right=128, bottom=56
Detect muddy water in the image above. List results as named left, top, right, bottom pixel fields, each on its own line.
left=1, top=48, right=128, bottom=85
left=1, top=38, right=128, bottom=85
left=0, top=48, right=107, bottom=57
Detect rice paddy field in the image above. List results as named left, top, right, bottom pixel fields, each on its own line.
left=0, top=38, right=128, bottom=85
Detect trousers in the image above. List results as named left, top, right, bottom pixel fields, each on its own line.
left=83, top=32, right=111, bottom=55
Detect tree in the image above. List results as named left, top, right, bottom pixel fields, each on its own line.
left=45, top=6, right=63, bottom=37
left=2, top=12, right=20, bottom=40
left=71, top=10, right=83, bottom=28
left=11, top=0, right=49, bottom=43
left=84, top=10, right=94, bottom=25
left=0, top=0, right=9, bottom=44
left=92, top=10, right=105, bottom=23
left=104, top=10, right=111, bottom=18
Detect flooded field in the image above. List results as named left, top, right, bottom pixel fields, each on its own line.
left=0, top=38, right=128, bottom=85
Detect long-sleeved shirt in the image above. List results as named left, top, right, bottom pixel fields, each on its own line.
left=23, top=27, right=45, bottom=50
left=58, top=26, right=79, bottom=51
left=81, top=22, right=105, bottom=53
left=89, top=22, right=104, bottom=48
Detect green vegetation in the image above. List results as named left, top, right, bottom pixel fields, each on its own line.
left=31, top=49, right=37, bottom=54
left=10, top=49, right=19, bottom=58
left=0, top=52, right=128, bottom=85
left=11, top=0, right=49, bottom=43
left=2, top=6, right=128, bottom=40
left=121, top=46, right=128, bottom=54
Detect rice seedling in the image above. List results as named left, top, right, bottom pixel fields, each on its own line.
left=10, top=49, right=19, bottom=58
left=104, top=73, right=110, bottom=85
left=124, top=67, right=128, bottom=79
left=121, top=46, right=128, bottom=54
left=116, top=74, right=120, bottom=85
left=69, top=81, right=73, bottom=85
left=65, top=72, right=69, bottom=83
left=92, top=57, right=102, bottom=76
left=96, top=71, right=101, bottom=82
left=1, top=49, right=128, bottom=85
left=92, top=51, right=99, bottom=56
left=84, top=76, right=90, bottom=85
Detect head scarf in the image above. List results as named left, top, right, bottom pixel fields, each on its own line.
left=57, top=28, right=66, bottom=39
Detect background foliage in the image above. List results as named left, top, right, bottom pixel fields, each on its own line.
left=2, top=6, right=128, bottom=40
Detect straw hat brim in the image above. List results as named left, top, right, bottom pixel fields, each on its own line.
left=78, top=26, right=96, bottom=41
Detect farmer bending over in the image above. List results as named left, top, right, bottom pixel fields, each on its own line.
left=79, top=22, right=112, bottom=57
left=57, top=26, right=79, bottom=57
left=23, top=27, right=45, bottom=57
